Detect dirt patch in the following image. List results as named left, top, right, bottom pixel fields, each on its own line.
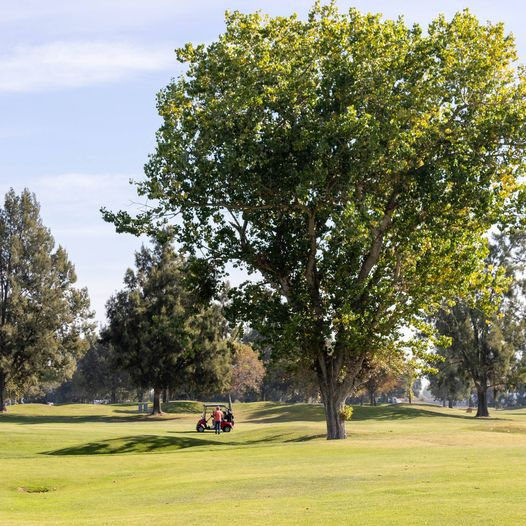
left=17, top=486, right=55, bottom=494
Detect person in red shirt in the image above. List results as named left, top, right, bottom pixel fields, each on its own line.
left=213, top=406, right=223, bottom=434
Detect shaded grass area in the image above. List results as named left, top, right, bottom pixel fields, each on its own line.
left=46, top=434, right=223, bottom=455
left=0, top=401, right=202, bottom=425
left=242, top=401, right=482, bottom=423
left=2, top=402, right=526, bottom=525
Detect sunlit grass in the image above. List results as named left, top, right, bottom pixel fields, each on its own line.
left=1, top=401, right=526, bottom=525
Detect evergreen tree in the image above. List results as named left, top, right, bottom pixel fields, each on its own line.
left=105, top=237, right=230, bottom=414
left=0, top=189, right=93, bottom=411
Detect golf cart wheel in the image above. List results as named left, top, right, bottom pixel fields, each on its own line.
left=196, top=425, right=205, bottom=433
left=223, top=425, right=232, bottom=433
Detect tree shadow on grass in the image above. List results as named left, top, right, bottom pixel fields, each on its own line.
left=0, top=414, right=147, bottom=425
left=44, top=432, right=295, bottom=456
left=0, top=411, right=187, bottom=425
left=350, top=405, right=480, bottom=421
left=245, top=403, right=486, bottom=423
left=245, top=404, right=326, bottom=423
left=284, top=433, right=326, bottom=443
left=44, top=434, right=225, bottom=456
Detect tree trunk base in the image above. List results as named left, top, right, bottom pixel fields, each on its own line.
left=476, top=388, right=489, bottom=418
left=323, top=397, right=347, bottom=439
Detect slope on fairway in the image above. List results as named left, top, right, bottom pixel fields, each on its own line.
left=1, top=402, right=526, bottom=525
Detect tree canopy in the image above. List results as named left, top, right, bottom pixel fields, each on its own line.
left=104, top=4, right=526, bottom=437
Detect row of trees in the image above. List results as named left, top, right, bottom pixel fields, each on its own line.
left=427, top=233, right=526, bottom=416
left=2, top=187, right=524, bottom=424
left=3, top=6, right=526, bottom=440
left=0, top=190, right=267, bottom=412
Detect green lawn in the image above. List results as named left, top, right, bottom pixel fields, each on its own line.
left=1, top=401, right=526, bottom=525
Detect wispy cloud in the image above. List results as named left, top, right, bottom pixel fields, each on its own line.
left=0, top=41, right=176, bottom=93
left=1, top=172, right=147, bottom=217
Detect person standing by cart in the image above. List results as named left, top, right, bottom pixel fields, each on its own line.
left=213, top=406, right=223, bottom=435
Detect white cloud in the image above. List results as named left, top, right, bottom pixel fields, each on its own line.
left=1, top=172, right=148, bottom=226
left=0, top=41, right=176, bottom=93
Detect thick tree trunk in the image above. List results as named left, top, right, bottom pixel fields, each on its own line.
left=408, top=389, right=412, bottom=405
left=0, top=370, right=5, bottom=412
left=448, top=399, right=453, bottom=409
left=151, top=388, right=162, bottom=415
left=476, top=386, right=489, bottom=417
left=162, top=388, right=168, bottom=404
left=317, top=354, right=355, bottom=440
left=322, top=393, right=347, bottom=439
left=369, top=391, right=376, bottom=406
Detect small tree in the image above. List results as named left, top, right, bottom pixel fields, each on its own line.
left=358, top=360, right=400, bottom=406
left=229, top=342, right=265, bottom=401
left=104, top=5, right=526, bottom=437
left=0, top=189, right=93, bottom=411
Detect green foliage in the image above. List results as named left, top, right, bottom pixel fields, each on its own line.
left=104, top=236, right=231, bottom=406
left=0, top=189, right=93, bottom=408
left=104, top=4, right=526, bottom=436
left=427, top=347, right=471, bottom=406
left=433, top=233, right=526, bottom=415
left=55, top=339, right=134, bottom=403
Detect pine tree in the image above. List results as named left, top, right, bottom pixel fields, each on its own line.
left=0, top=189, right=93, bottom=411
left=105, top=237, right=231, bottom=414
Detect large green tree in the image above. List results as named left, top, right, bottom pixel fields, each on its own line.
left=0, top=189, right=93, bottom=411
left=104, top=5, right=526, bottom=437
left=104, top=238, right=230, bottom=414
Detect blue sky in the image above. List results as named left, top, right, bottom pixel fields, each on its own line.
left=1, top=0, right=525, bottom=324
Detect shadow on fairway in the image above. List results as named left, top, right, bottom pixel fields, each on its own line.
left=44, top=432, right=294, bottom=456
left=245, top=403, right=326, bottom=423
left=284, top=433, right=326, bottom=442
left=245, top=403, right=479, bottom=423
left=0, top=414, right=147, bottom=425
left=45, top=434, right=225, bottom=455
left=351, top=405, right=477, bottom=421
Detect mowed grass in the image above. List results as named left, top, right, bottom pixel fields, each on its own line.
left=2, top=402, right=526, bottom=525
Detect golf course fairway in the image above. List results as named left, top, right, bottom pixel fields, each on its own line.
left=1, top=402, right=526, bottom=525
